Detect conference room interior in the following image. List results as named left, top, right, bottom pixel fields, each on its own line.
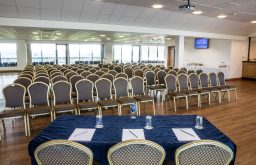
left=0, top=0, right=256, bottom=165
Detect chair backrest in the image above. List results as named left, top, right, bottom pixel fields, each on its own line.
left=209, top=72, right=218, bottom=87
left=51, top=75, right=68, bottom=84
left=177, top=73, right=189, bottom=91
left=51, top=72, right=63, bottom=79
left=145, top=71, right=156, bottom=86
left=95, top=70, right=105, bottom=77
left=164, top=68, right=170, bottom=73
left=66, top=72, right=78, bottom=81
left=14, top=77, right=32, bottom=89
left=3, top=83, right=26, bottom=109
left=114, top=77, right=129, bottom=98
left=188, top=73, right=200, bottom=89
left=34, top=140, right=93, bottom=165
left=86, top=74, right=100, bottom=84
left=108, top=70, right=118, bottom=77
left=35, top=73, right=48, bottom=78
left=80, top=71, right=92, bottom=79
left=165, top=74, right=177, bottom=92
left=102, top=73, right=114, bottom=83
left=28, top=82, right=49, bottom=106
left=34, top=76, right=50, bottom=85
left=108, top=140, right=166, bottom=165
left=115, top=73, right=128, bottom=79
left=218, top=72, right=226, bottom=86
left=77, top=69, right=84, bottom=74
left=187, top=70, right=195, bottom=75
left=101, top=68, right=109, bottom=73
left=108, top=65, right=114, bottom=70
left=156, top=70, right=166, bottom=85
left=52, top=81, right=72, bottom=105
left=114, top=66, right=122, bottom=73
left=89, top=68, right=97, bottom=73
left=130, top=76, right=145, bottom=96
left=168, top=70, right=177, bottom=76
left=124, top=67, right=133, bottom=79
left=175, top=140, right=233, bottom=165
left=177, top=70, right=187, bottom=75
left=19, top=74, right=33, bottom=80
left=70, top=75, right=84, bottom=92
left=196, top=69, right=203, bottom=75
left=95, top=78, right=112, bottom=100
left=199, top=73, right=209, bottom=88
left=134, top=69, right=144, bottom=78
left=75, top=79, right=94, bottom=102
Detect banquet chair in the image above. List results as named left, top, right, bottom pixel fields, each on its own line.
left=145, top=71, right=164, bottom=99
left=168, top=70, right=177, bottom=76
left=175, top=140, right=233, bottom=165
left=86, top=74, right=100, bottom=84
left=34, top=140, right=93, bottom=165
left=124, top=67, right=133, bottom=79
left=69, top=75, right=84, bottom=97
left=27, top=82, right=52, bottom=136
left=114, top=65, right=122, bottom=73
left=1, top=84, right=28, bottom=136
left=14, top=77, right=32, bottom=89
left=80, top=71, right=92, bottom=79
left=209, top=73, right=228, bottom=102
left=165, top=74, right=188, bottom=112
left=177, top=73, right=200, bottom=108
left=115, top=73, right=128, bottom=79
left=75, top=79, right=99, bottom=115
left=114, top=77, right=137, bottom=115
left=108, top=140, right=165, bottom=165
left=95, top=70, right=105, bottom=77
left=134, top=69, right=144, bottom=78
left=35, top=73, right=48, bottom=78
left=218, top=72, right=237, bottom=100
left=89, top=68, right=97, bottom=73
left=108, top=70, right=118, bottom=78
left=189, top=73, right=210, bottom=106
left=101, top=68, right=109, bottom=73
left=102, top=73, right=115, bottom=94
left=130, top=76, right=156, bottom=115
left=50, top=72, right=63, bottom=79
left=199, top=73, right=221, bottom=103
left=156, top=70, right=167, bottom=88
left=19, top=74, right=33, bottom=80
left=187, top=70, right=195, bottom=75
left=77, top=69, right=84, bottom=74
left=66, top=71, right=78, bottom=81
left=95, top=78, right=119, bottom=115
left=196, top=69, right=203, bottom=75
left=51, top=75, right=68, bottom=84
left=52, top=81, right=76, bottom=119
left=177, top=70, right=187, bottom=75
left=34, top=76, right=50, bottom=85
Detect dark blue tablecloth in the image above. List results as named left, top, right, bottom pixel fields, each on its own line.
left=28, top=115, right=236, bottom=165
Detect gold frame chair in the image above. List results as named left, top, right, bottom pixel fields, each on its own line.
left=175, top=140, right=234, bottom=165
left=108, top=140, right=166, bottom=165
left=34, top=140, right=93, bottom=165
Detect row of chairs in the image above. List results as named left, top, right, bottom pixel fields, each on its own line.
left=34, top=139, right=234, bottom=165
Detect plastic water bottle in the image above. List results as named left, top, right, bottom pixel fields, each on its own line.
left=130, top=103, right=137, bottom=119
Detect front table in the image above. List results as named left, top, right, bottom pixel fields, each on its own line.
left=28, top=115, right=236, bottom=164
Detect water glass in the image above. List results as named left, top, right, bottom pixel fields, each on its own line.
left=195, top=115, right=203, bottom=129
left=95, top=115, right=103, bottom=128
left=130, top=103, right=137, bottom=119
left=144, top=116, right=153, bottom=130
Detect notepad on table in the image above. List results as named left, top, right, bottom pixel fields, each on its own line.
left=172, top=128, right=201, bottom=141
left=68, top=128, right=95, bottom=142
left=122, top=129, right=145, bottom=141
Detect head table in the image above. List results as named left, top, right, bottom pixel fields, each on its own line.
left=28, top=115, right=236, bottom=165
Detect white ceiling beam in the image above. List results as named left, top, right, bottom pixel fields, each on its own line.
left=0, top=17, right=248, bottom=40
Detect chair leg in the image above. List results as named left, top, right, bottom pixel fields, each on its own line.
left=234, top=89, right=238, bottom=100
left=24, top=115, right=28, bottom=137
left=137, top=102, right=141, bottom=116
left=185, top=96, right=189, bottom=110
left=50, top=111, right=54, bottom=122
left=2, top=119, right=6, bottom=132
left=26, top=114, right=30, bottom=136
left=208, top=93, right=211, bottom=106
left=173, top=97, right=176, bottom=112
left=152, top=100, right=156, bottom=115
left=118, top=104, right=122, bottom=116
left=198, top=94, right=201, bottom=107
left=227, top=90, right=231, bottom=101
left=218, top=91, right=221, bottom=103
left=98, top=106, right=102, bottom=116
left=135, top=103, right=139, bottom=116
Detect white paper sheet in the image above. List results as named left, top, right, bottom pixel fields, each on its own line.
left=122, top=129, right=145, bottom=141
left=68, top=128, right=95, bottom=142
left=172, top=128, right=201, bottom=141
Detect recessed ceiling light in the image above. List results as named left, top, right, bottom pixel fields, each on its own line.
left=91, top=38, right=95, bottom=40
left=35, top=38, right=40, bottom=40
left=193, top=10, right=202, bottom=15
left=56, top=32, right=62, bottom=35
left=119, top=35, right=124, bottom=38
left=217, top=14, right=227, bottom=18
left=166, top=38, right=171, bottom=40
left=52, top=38, right=56, bottom=40
left=152, top=4, right=163, bottom=9
left=106, top=38, right=111, bottom=40
left=84, top=39, right=88, bottom=41
left=54, top=36, right=58, bottom=38
left=34, top=36, right=39, bottom=38
left=32, top=31, right=39, bottom=34
left=251, top=20, right=256, bottom=24
left=100, top=34, right=106, bottom=37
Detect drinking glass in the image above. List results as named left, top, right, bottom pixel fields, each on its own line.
left=195, top=115, right=203, bottom=129
left=144, top=116, right=153, bottom=130
left=130, top=103, right=137, bottom=119
left=95, top=115, right=103, bottom=128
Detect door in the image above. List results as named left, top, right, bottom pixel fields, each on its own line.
left=167, top=46, right=175, bottom=67
left=56, top=44, right=67, bottom=65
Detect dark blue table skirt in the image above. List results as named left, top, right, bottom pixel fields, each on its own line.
left=28, top=115, right=236, bottom=165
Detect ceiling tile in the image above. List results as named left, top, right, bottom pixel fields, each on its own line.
left=63, top=0, right=84, bottom=12
left=138, top=8, right=157, bottom=18
left=83, top=0, right=103, bottom=14
left=18, top=7, right=40, bottom=19
left=100, top=3, right=115, bottom=15
left=80, top=12, right=98, bottom=23
left=16, top=0, right=40, bottom=8
left=62, top=11, right=80, bottom=22
left=123, top=6, right=142, bottom=17
left=0, top=0, right=16, bottom=6
left=0, top=5, right=17, bottom=17
left=152, top=10, right=170, bottom=20
left=107, top=15, right=121, bottom=24
left=97, top=14, right=110, bottom=23
left=133, top=17, right=150, bottom=26
left=40, top=0, right=62, bottom=10
left=41, top=9, right=61, bottom=20
left=118, top=16, right=135, bottom=25
left=112, top=4, right=126, bottom=16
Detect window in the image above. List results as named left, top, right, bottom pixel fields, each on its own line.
left=149, top=46, right=157, bottom=61
left=141, top=46, right=149, bottom=62
left=69, top=44, right=102, bottom=64
left=113, top=45, right=133, bottom=63
left=157, top=46, right=165, bottom=62
left=0, top=43, right=17, bottom=67
left=113, top=45, right=121, bottom=63
left=31, top=43, right=56, bottom=64
left=132, top=46, right=140, bottom=63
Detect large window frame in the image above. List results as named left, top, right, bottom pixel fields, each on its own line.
left=0, top=43, right=17, bottom=67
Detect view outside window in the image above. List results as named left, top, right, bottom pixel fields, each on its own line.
left=132, top=46, right=140, bottom=63
left=0, top=43, right=17, bottom=67
left=31, top=43, right=56, bottom=64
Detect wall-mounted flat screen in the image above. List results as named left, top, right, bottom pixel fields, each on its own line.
left=195, top=38, right=209, bottom=49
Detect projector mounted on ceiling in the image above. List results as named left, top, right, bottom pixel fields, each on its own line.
left=179, top=0, right=195, bottom=11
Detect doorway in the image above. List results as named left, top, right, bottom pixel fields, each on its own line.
left=167, top=46, right=175, bottom=67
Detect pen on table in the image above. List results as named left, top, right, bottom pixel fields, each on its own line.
left=74, top=131, right=88, bottom=137
left=180, top=129, right=194, bottom=137
left=129, top=130, right=138, bottom=138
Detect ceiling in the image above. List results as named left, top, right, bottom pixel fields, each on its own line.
left=0, top=0, right=255, bottom=37
left=0, top=26, right=171, bottom=43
